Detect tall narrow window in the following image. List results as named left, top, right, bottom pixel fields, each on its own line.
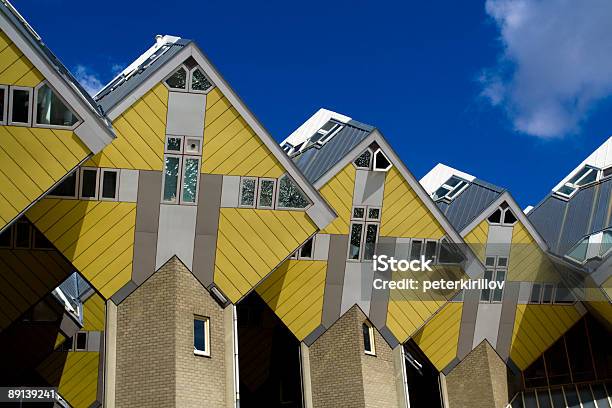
left=181, top=157, right=199, bottom=204
left=14, top=220, right=30, bottom=249
left=35, top=83, right=79, bottom=127
left=363, top=322, right=376, bottom=355
left=163, top=156, right=181, bottom=203
left=348, top=223, right=363, bottom=260
left=277, top=175, right=310, bottom=209
left=363, top=224, right=379, bottom=260
left=80, top=168, right=99, bottom=199
left=165, top=67, right=187, bottom=89
left=0, top=85, right=7, bottom=124
left=481, top=256, right=506, bottom=302
left=409, top=240, right=423, bottom=261
left=9, top=87, right=32, bottom=125
left=194, top=317, right=210, bottom=356
left=100, top=169, right=119, bottom=200
left=0, top=225, right=11, bottom=248
left=239, top=177, right=257, bottom=207
left=424, top=240, right=438, bottom=262
left=49, top=171, right=78, bottom=198
left=75, top=332, right=87, bottom=351
left=257, top=179, right=276, bottom=209
left=529, top=284, right=542, bottom=304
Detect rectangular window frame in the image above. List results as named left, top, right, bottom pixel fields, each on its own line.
left=256, top=178, right=277, bottom=209
left=298, top=236, right=315, bottom=259
left=99, top=168, right=120, bottom=201
left=183, top=137, right=203, bottom=156
left=14, top=219, right=32, bottom=249
left=161, top=154, right=182, bottom=204
left=491, top=269, right=506, bottom=303
left=409, top=239, right=423, bottom=261
left=347, top=221, right=364, bottom=261
left=75, top=332, right=88, bottom=351
left=79, top=167, right=100, bottom=200
left=239, top=176, right=258, bottom=208
left=165, top=135, right=184, bottom=154
left=366, top=206, right=381, bottom=221
left=48, top=170, right=79, bottom=199
left=0, top=84, right=7, bottom=125
left=194, top=316, right=211, bottom=357
left=362, top=222, right=380, bottom=261
left=8, top=86, right=33, bottom=127
left=352, top=206, right=366, bottom=221
left=424, top=239, right=438, bottom=263
left=32, top=81, right=81, bottom=130
left=363, top=322, right=376, bottom=356
left=179, top=156, right=200, bottom=205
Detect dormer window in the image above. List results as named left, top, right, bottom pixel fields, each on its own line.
left=432, top=176, right=468, bottom=202
left=165, top=66, right=187, bottom=89
left=311, top=120, right=343, bottom=145
left=555, top=166, right=599, bottom=198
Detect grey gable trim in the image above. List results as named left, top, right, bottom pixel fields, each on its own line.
left=440, top=180, right=504, bottom=232
left=0, top=3, right=114, bottom=153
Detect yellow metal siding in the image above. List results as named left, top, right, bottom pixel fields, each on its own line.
left=37, top=351, right=99, bottom=408
left=509, top=304, right=582, bottom=370
left=463, top=219, right=489, bottom=262
left=256, top=260, right=327, bottom=340
left=508, top=222, right=558, bottom=282
left=380, top=167, right=445, bottom=239
left=0, top=30, right=44, bottom=86
left=0, top=248, right=73, bottom=330
left=202, top=88, right=284, bottom=177
left=82, top=293, right=105, bottom=331
left=412, top=302, right=463, bottom=371
left=319, top=164, right=355, bottom=235
left=386, top=264, right=464, bottom=342
left=84, top=83, right=168, bottom=170
left=214, top=208, right=317, bottom=303
left=27, top=199, right=136, bottom=299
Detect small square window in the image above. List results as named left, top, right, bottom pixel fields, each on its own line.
left=9, top=87, right=32, bottom=126
left=239, top=178, right=257, bottom=207
left=80, top=168, right=99, bottom=199
left=497, top=257, right=508, bottom=267
left=75, top=332, right=87, bottom=351
left=367, top=207, right=381, bottom=221
left=529, top=284, right=542, bottom=304
left=485, top=257, right=496, bottom=267
left=194, top=317, right=210, bottom=356
left=352, top=207, right=365, bottom=220
left=165, top=136, right=183, bottom=153
left=100, top=169, right=119, bottom=200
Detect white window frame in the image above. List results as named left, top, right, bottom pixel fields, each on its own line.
left=362, top=222, right=380, bottom=261
left=480, top=256, right=507, bottom=303
left=366, top=206, right=381, bottom=221
left=99, top=168, right=120, bottom=201
left=352, top=206, right=366, bottom=221
left=314, top=121, right=343, bottom=146
left=363, top=321, right=376, bottom=356
left=347, top=221, right=365, bottom=261
left=32, top=81, right=81, bottom=130
left=0, top=84, right=8, bottom=125
left=165, top=135, right=184, bottom=154
left=275, top=174, right=312, bottom=211
left=179, top=156, right=201, bottom=205
left=79, top=167, right=100, bottom=200
left=555, top=165, right=600, bottom=199
left=161, top=154, right=183, bottom=204
left=298, top=236, right=315, bottom=259
left=353, top=148, right=373, bottom=170
left=163, top=65, right=189, bottom=92
left=47, top=170, right=79, bottom=199
left=75, top=331, right=88, bottom=351
left=194, top=316, right=211, bottom=357
left=256, top=178, right=277, bottom=209
left=372, top=148, right=393, bottom=172
left=408, top=239, right=424, bottom=261
left=188, top=66, right=215, bottom=94
left=8, top=85, right=33, bottom=127
left=433, top=176, right=469, bottom=202
left=239, top=176, right=258, bottom=208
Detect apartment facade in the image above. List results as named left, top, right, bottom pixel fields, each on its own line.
left=0, top=1, right=609, bottom=407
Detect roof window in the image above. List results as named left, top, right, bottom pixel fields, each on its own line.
left=432, top=176, right=469, bottom=202
left=555, top=165, right=599, bottom=198
left=566, top=228, right=612, bottom=263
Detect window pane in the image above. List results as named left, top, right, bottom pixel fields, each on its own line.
left=577, top=385, right=596, bottom=408
left=163, top=157, right=180, bottom=202
left=524, top=356, right=548, bottom=388
left=299, top=237, right=314, bottom=258
left=101, top=171, right=117, bottom=199
left=542, top=284, right=553, bottom=303
left=492, top=270, right=505, bottom=302
left=36, top=84, right=78, bottom=126
left=368, top=208, right=380, bottom=220
left=182, top=158, right=199, bottom=203
left=76, top=332, right=87, bottom=350
left=438, top=240, right=464, bottom=264
left=550, top=389, right=566, bottom=408
left=503, top=209, right=517, bottom=224
left=566, top=322, right=596, bottom=382
left=0, top=226, right=11, bottom=248
left=362, top=324, right=372, bottom=352
left=11, top=89, right=29, bottom=123
left=536, top=390, right=552, bottom=408
left=15, top=222, right=30, bottom=248
left=576, top=169, right=597, bottom=186
left=374, top=150, right=391, bottom=170
left=194, top=319, right=206, bottom=351
left=481, top=270, right=493, bottom=301
left=167, top=137, right=182, bottom=152
left=567, top=238, right=588, bottom=262
left=277, top=176, right=309, bottom=208
left=353, top=207, right=365, bottom=219
left=354, top=150, right=371, bottom=168
left=591, top=384, right=611, bottom=408
left=81, top=169, right=98, bottom=198
left=530, top=284, right=542, bottom=303
left=0, top=88, right=5, bottom=122
left=166, top=68, right=187, bottom=89
left=545, top=340, right=571, bottom=385
left=554, top=284, right=574, bottom=303
left=33, top=229, right=53, bottom=249
left=564, top=386, right=581, bottom=408
left=363, top=224, right=378, bottom=260
left=258, top=180, right=275, bottom=208
left=62, top=336, right=73, bottom=351
left=600, top=231, right=612, bottom=256
left=558, top=184, right=576, bottom=196
left=485, top=257, right=496, bottom=266
left=50, top=172, right=77, bottom=197
left=191, top=68, right=212, bottom=91
left=240, top=178, right=256, bottom=206
left=523, top=391, right=538, bottom=408
left=488, top=209, right=502, bottom=223
left=348, top=223, right=363, bottom=260
left=425, top=240, right=437, bottom=262
left=568, top=167, right=590, bottom=184
left=511, top=394, right=524, bottom=408
left=410, top=241, right=422, bottom=261
left=497, top=257, right=508, bottom=267
left=433, top=185, right=451, bottom=200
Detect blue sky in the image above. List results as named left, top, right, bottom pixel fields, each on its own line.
left=13, top=0, right=612, bottom=207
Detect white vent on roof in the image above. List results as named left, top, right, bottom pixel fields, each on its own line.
left=552, top=136, right=612, bottom=193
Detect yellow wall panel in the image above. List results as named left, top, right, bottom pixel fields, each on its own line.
left=508, top=222, right=558, bottom=282
left=214, top=208, right=316, bottom=303
left=319, top=164, right=355, bottom=235
left=257, top=260, right=327, bottom=340
left=381, top=167, right=445, bottom=239
left=202, top=88, right=284, bottom=177
left=509, top=304, right=582, bottom=370
left=37, top=351, right=99, bottom=408
left=82, top=293, right=105, bottom=331
left=27, top=199, right=136, bottom=299
left=412, top=303, right=462, bottom=371
left=0, top=31, right=44, bottom=86
left=84, top=83, right=168, bottom=170
left=463, top=219, right=488, bottom=262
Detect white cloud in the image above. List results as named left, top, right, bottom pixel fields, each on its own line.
left=74, top=65, right=103, bottom=96
left=481, top=0, right=612, bottom=138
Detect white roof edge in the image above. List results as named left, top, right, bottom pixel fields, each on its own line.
left=552, top=136, right=612, bottom=192
left=420, top=163, right=476, bottom=195
left=281, top=108, right=351, bottom=147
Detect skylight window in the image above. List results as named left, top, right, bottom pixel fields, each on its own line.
left=432, top=176, right=469, bottom=201
left=555, top=166, right=599, bottom=198
left=312, top=120, right=342, bottom=145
